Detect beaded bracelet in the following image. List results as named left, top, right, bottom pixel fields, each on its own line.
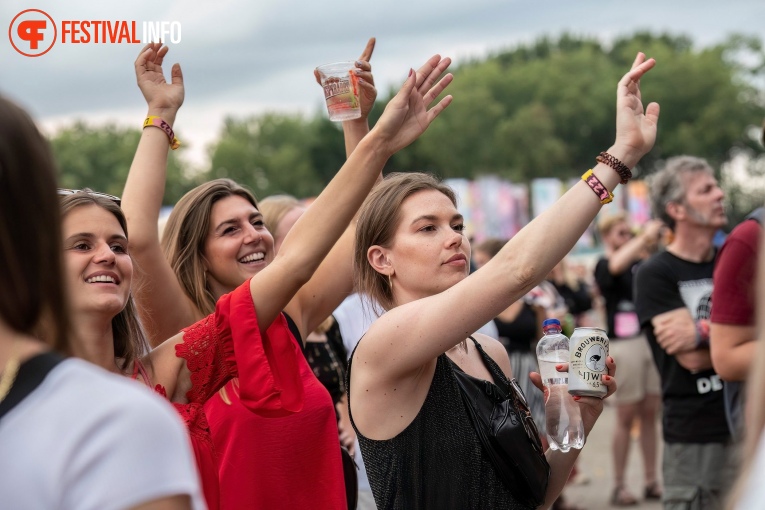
left=596, top=151, right=631, bottom=184
left=582, top=169, right=614, bottom=205
left=143, top=116, right=181, bottom=150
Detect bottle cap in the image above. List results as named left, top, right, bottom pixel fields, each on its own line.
left=542, top=318, right=561, bottom=334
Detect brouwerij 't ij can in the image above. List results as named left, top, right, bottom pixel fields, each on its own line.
left=568, top=327, right=609, bottom=397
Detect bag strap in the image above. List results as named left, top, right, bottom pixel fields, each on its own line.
left=466, top=336, right=510, bottom=395
left=0, top=352, right=64, bottom=421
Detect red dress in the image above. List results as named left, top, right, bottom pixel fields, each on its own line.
left=204, top=324, right=347, bottom=509
left=135, top=281, right=305, bottom=510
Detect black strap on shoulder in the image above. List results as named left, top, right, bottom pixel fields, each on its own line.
left=466, top=336, right=510, bottom=395
left=0, top=352, right=64, bottom=421
left=282, top=312, right=305, bottom=353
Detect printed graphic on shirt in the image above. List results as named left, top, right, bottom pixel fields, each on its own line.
left=678, top=278, right=713, bottom=320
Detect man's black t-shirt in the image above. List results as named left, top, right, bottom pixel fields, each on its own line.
left=594, top=258, right=641, bottom=339
left=634, top=250, right=729, bottom=444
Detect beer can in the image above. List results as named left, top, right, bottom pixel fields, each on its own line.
left=568, top=327, right=609, bottom=397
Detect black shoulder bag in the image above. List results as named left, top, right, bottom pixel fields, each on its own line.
left=450, top=337, right=550, bottom=508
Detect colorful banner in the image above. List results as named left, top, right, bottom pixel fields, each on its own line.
left=436, top=176, right=652, bottom=251
left=446, top=176, right=528, bottom=243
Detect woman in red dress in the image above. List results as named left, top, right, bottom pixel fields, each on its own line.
left=115, top=42, right=453, bottom=509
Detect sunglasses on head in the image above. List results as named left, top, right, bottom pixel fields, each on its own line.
left=57, top=188, right=121, bottom=206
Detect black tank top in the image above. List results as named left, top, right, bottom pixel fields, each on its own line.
left=348, top=349, right=532, bottom=510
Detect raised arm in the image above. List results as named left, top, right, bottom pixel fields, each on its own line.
left=289, top=50, right=454, bottom=339
left=607, top=219, right=663, bottom=275
left=251, top=59, right=454, bottom=334
left=366, top=52, right=660, bottom=379
left=122, top=44, right=199, bottom=344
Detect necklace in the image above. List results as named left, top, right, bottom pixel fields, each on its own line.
left=0, top=340, right=21, bottom=404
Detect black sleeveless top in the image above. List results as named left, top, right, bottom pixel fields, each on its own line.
left=347, top=348, right=532, bottom=510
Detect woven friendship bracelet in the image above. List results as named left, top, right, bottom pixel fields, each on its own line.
left=596, top=151, right=632, bottom=184
left=582, top=169, right=614, bottom=205
left=143, top=116, right=181, bottom=150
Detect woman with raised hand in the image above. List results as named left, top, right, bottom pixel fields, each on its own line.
left=0, top=97, right=204, bottom=510
left=348, top=53, right=660, bottom=509
left=121, top=41, right=453, bottom=509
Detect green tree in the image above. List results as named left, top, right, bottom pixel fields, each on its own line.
left=206, top=112, right=348, bottom=199
left=50, top=122, right=191, bottom=204
left=378, top=32, right=765, bottom=191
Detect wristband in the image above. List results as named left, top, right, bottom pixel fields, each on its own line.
left=143, top=116, right=180, bottom=150
left=582, top=169, right=614, bottom=205
left=695, top=319, right=710, bottom=349
left=596, top=151, right=632, bottom=184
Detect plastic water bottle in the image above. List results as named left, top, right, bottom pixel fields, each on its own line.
left=536, top=318, right=585, bottom=452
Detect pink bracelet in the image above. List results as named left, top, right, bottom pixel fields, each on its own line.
left=143, top=116, right=180, bottom=150
left=582, top=169, right=614, bottom=205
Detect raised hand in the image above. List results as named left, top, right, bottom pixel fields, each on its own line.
left=613, top=53, right=660, bottom=167
left=371, top=55, right=453, bottom=156
left=353, top=38, right=377, bottom=119
left=135, top=42, right=184, bottom=115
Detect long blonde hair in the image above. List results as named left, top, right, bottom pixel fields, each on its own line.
left=161, top=178, right=259, bottom=316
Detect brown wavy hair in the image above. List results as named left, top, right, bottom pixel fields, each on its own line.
left=0, top=97, right=70, bottom=353
left=161, top=178, right=259, bottom=315
left=354, top=172, right=457, bottom=312
left=60, top=192, right=150, bottom=370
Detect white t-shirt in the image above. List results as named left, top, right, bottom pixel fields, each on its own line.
left=0, top=357, right=205, bottom=510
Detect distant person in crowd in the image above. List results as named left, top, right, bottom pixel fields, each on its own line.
left=0, top=96, right=204, bottom=510
left=121, top=41, right=454, bottom=509
left=547, top=258, right=594, bottom=328
left=710, top=207, right=762, bottom=440
left=595, top=213, right=664, bottom=506
left=472, top=237, right=504, bottom=269
left=635, top=156, right=734, bottom=509
left=348, top=53, right=658, bottom=508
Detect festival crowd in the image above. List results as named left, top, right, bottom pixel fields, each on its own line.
left=1, top=38, right=763, bottom=510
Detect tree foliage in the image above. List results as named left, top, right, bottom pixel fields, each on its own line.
left=391, top=32, right=764, bottom=180
left=49, top=122, right=193, bottom=204
left=204, top=113, right=345, bottom=199
left=50, top=32, right=764, bottom=220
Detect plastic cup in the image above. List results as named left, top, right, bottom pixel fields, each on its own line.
left=316, top=61, right=361, bottom=122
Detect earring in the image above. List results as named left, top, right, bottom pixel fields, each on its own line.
left=387, top=273, right=393, bottom=290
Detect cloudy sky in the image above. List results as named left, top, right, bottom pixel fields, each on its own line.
left=3, top=0, right=764, bottom=167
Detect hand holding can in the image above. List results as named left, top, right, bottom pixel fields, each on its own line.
left=568, top=327, right=609, bottom=398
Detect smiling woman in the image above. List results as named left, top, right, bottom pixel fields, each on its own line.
left=119, top=41, right=454, bottom=509
left=0, top=97, right=204, bottom=510
left=60, top=193, right=147, bottom=372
